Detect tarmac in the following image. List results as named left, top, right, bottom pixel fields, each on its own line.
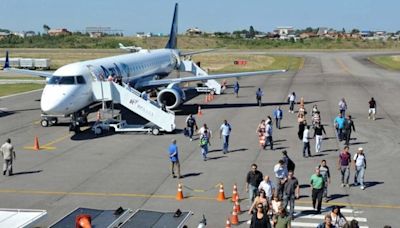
left=0, top=50, right=400, bottom=227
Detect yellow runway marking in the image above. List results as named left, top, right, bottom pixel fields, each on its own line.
left=336, top=58, right=351, bottom=74
left=299, top=58, right=305, bottom=70
left=23, top=133, right=71, bottom=151
left=1, top=188, right=400, bottom=209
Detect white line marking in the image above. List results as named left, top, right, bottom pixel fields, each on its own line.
left=292, top=222, right=368, bottom=228
left=0, top=89, right=43, bottom=99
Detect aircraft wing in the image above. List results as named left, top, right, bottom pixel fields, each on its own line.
left=180, top=49, right=215, bottom=56
left=137, top=69, right=287, bottom=88
left=3, top=68, right=53, bottom=78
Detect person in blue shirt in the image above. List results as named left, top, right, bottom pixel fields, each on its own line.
left=334, top=113, right=345, bottom=141
left=234, top=81, right=240, bottom=98
left=168, top=139, right=182, bottom=178
left=273, top=106, right=283, bottom=129
left=256, top=88, right=264, bottom=107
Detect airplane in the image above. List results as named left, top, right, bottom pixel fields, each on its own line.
left=3, top=3, right=287, bottom=130
left=118, top=43, right=142, bottom=52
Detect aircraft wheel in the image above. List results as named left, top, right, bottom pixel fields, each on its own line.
left=152, top=127, right=160, bottom=135
left=41, top=119, right=49, bottom=127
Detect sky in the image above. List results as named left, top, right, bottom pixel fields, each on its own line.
left=0, top=0, right=399, bottom=35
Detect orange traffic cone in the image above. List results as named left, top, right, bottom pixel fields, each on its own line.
left=225, top=218, right=232, bottom=228
left=217, top=183, right=226, bottom=201
left=235, top=199, right=241, bottom=213
left=197, top=106, right=203, bottom=117
left=176, top=183, right=184, bottom=201
left=230, top=210, right=239, bottom=225
left=204, top=94, right=208, bottom=103
left=76, top=214, right=91, bottom=228
left=232, top=183, right=238, bottom=202
left=233, top=202, right=238, bottom=213
left=33, top=136, right=40, bottom=151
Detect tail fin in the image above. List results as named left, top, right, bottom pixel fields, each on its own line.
left=165, top=3, right=178, bottom=49
left=119, top=43, right=125, bottom=48
left=4, top=51, right=10, bottom=69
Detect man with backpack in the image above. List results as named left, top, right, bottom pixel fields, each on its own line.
left=199, top=129, right=210, bottom=161
left=353, top=147, right=367, bottom=190
left=185, top=114, right=198, bottom=141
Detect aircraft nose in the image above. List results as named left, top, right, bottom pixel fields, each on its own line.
left=40, top=85, right=77, bottom=114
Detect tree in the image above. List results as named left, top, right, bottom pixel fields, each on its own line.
left=351, top=28, right=360, bottom=34
left=342, top=28, right=346, bottom=34
left=43, top=24, right=50, bottom=34
left=249, top=26, right=255, bottom=38
left=305, top=27, right=313, bottom=33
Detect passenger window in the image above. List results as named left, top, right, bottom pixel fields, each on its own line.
left=77, top=76, right=86, bottom=84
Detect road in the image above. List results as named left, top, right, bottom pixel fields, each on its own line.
left=0, top=50, right=399, bottom=227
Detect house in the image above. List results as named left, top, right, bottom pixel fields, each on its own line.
left=274, top=26, right=294, bottom=36
left=48, top=28, right=71, bottom=36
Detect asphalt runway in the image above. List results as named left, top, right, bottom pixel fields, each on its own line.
left=0, top=50, right=400, bottom=227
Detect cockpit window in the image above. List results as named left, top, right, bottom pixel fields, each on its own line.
left=48, top=76, right=75, bottom=85
left=76, top=76, right=86, bottom=84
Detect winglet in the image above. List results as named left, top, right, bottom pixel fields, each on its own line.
left=4, top=51, right=10, bottom=69
left=165, top=3, right=178, bottom=49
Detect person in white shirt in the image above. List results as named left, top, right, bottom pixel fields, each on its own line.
left=265, top=121, right=273, bottom=150
left=353, top=147, right=367, bottom=190
left=258, top=175, right=276, bottom=201
left=219, top=120, right=232, bottom=154
left=288, top=92, right=296, bottom=113
left=198, top=123, right=212, bottom=140
left=302, top=125, right=311, bottom=157
left=274, top=160, right=288, bottom=198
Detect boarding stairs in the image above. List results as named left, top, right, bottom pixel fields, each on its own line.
left=180, top=60, right=221, bottom=94
left=91, top=81, right=175, bottom=132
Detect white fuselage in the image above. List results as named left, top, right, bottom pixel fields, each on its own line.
left=41, top=49, right=179, bottom=115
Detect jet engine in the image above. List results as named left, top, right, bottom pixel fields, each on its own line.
left=157, top=83, right=185, bottom=109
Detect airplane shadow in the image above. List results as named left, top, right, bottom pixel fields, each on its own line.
left=175, top=100, right=323, bottom=116
left=0, top=111, right=15, bottom=118
left=11, top=170, right=42, bottom=176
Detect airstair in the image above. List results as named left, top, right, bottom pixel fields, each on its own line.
left=91, top=81, right=175, bottom=132
left=180, top=60, right=221, bottom=94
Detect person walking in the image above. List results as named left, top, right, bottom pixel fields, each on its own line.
left=265, top=120, right=273, bottom=150
left=256, top=120, right=266, bottom=149
left=282, top=150, right=296, bottom=172
left=219, top=120, right=232, bottom=154
left=343, top=115, right=356, bottom=146
left=256, top=88, right=264, bottom=107
left=1, top=138, right=16, bottom=176
left=368, top=97, right=376, bottom=120
left=302, top=125, right=311, bottom=157
left=258, top=175, right=276, bottom=201
left=246, top=164, right=264, bottom=205
left=168, top=139, right=182, bottom=178
left=338, top=98, right=347, bottom=117
left=318, top=160, right=331, bottom=202
left=297, top=119, right=306, bottom=141
left=185, top=114, right=198, bottom=141
left=273, top=206, right=292, bottom=228
left=199, top=129, right=210, bottom=161
left=274, top=160, right=288, bottom=199
left=287, top=92, right=296, bottom=113
left=310, top=167, right=325, bottom=214
left=250, top=202, right=272, bottom=228
left=282, top=170, right=299, bottom=219
left=234, top=81, right=240, bottom=98
left=317, top=214, right=336, bottom=228
left=330, top=206, right=347, bottom=228
left=338, top=146, right=351, bottom=187
left=334, top=113, right=345, bottom=141
left=313, top=123, right=326, bottom=153
left=273, top=106, right=283, bottom=129
left=353, top=147, right=367, bottom=190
